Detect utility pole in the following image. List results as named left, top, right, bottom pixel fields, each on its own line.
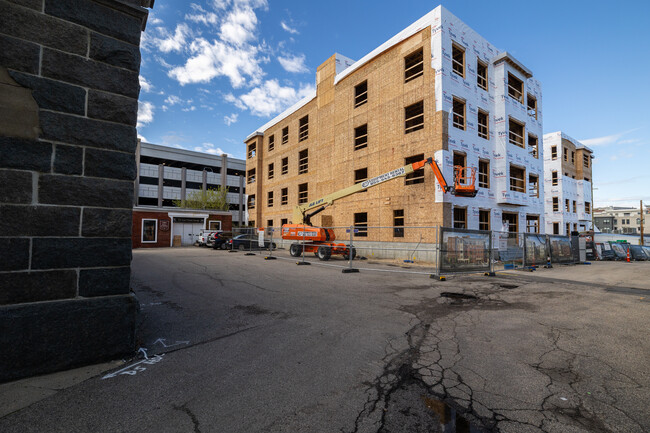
left=640, top=200, right=645, bottom=245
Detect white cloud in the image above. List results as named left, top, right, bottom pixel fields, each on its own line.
left=168, top=37, right=264, bottom=87
left=137, top=133, right=148, bottom=142
left=158, top=23, right=191, bottom=53
left=281, top=21, right=298, bottom=34
left=139, top=75, right=153, bottom=93
left=232, top=79, right=315, bottom=117
left=278, top=54, right=308, bottom=73
left=219, top=6, right=259, bottom=46
left=137, top=101, right=155, bottom=128
left=165, top=95, right=182, bottom=105
left=194, top=142, right=226, bottom=155
left=224, top=113, right=238, bottom=125
left=580, top=128, right=641, bottom=147
left=186, top=3, right=219, bottom=25
left=181, top=106, right=197, bottom=112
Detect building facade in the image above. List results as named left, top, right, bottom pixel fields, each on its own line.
left=245, top=6, right=544, bottom=243
left=594, top=206, right=647, bottom=234
left=135, top=140, right=247, bottom=219
left=542, top=132, right=593, bottom=235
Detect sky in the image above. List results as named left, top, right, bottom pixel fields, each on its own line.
left=137, top=0, right=650, bottom=209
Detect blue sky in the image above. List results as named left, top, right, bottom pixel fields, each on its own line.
left=137, top=0, right=650, bottom=209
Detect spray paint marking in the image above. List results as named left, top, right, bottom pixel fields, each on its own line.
left=102, top=351, right=164, bottom=380
left=154, top=338, right=190, bottom=348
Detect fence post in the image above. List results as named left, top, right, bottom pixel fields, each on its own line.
left=485, top=229, right=495, bottom=276
left=229, top=227, right=237, bottom=253
left=431, top=226, right=445, bottom=280
left=265, top=226, right=276, bottom=260
left=245, top=227, right=255, bottom=256
left=342, top=225, right=359, bottom=273
left=297, top=224, right=310, bottom=265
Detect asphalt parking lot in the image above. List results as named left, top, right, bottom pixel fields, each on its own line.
left=1, top=247, right=649, bottom=432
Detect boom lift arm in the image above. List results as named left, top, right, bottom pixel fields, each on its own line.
left=293, top=156, right=476, bottom=225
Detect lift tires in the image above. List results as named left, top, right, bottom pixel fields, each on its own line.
left=317, top=245, right=332, bottom=261
left=342, top=247, right=356, bottom=261
left=289, top=243, right=303, bottom=257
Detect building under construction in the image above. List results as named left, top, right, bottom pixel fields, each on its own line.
left=245, top=5, right=545, bottom=243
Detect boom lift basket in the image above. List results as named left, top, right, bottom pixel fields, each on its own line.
left=453, top=166, right=477, bottom=197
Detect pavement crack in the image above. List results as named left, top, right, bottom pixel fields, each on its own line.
left=173, top=403, right=201, bottom=433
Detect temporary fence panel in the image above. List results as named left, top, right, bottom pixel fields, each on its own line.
left=493, top=230, right=524, bottom=268
left=439, top=227, right=491, bottom=274
left=523, top=233, right=549, bottom=267
left=548, top=235, right=574, bottom=264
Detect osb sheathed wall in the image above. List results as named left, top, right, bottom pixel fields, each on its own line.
left=246, top=28, right=451, bottom=243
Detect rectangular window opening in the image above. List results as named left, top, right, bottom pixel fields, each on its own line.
left=248, top=194, right=255, bottom=209
left=404, top=48, right=424, bottom=83
left=553, top=222, right=559, bottom=234
left=478, top=159, right=490, bottom=189
left=393, top=209, right=404, bottom=238
left=267, top=191, right=273, bottom=207
left=528, top=174, right=539, bottom=198
left=553, top=197, right=559, bottom=212
left=405, top=101, right=424, bottom=134
left=507, top=72, right=524, bottom=103
left=281, top=188, right=288, bottom=205
left=354, top=124, right=368, bottom=150
left=247, top=168, right=256, bottom=184
left=281, top=157, right=288, bottom=175
left=452, top=43, right=465, bottom=78
left=268, top=163, right=274, bottom=180
left=509, top=165, right=525, bottom=193
left=298, top=183, right=308, bottom=204
left=142, top=219, right=158, bottom=243
left=355, top=168, right=368, bottom=192
left=299, top=116, right=309, bottom=142
left=247, top=143, right=256, bottom=159
left=479, top=210, right=490, bottom=231
left=551, top=146, right=557, bottom=160
left=477, top=109, right=489, bottom=139
left=298, top=149, right=308, bottom=174
left=477, top=59, right=487, bottom=90
left=354, top=80, right=368, bottom=107
left=405, top=154, right=425, bottom=185
left=268, top=134, right=274, bottom=152
left=282, top=126, right=289, bottom=145
left=452, top=97, right=465, bottom=130
left=453, top=207, right=467, bottom=229
left=508, top=118, right=525, bottom=147
left=354, top=212, right=368, bottom=237
left=551, top=171, right=558, bottom=186
left=526, top=215, right=539, bottom=233
left=528, top=134, right=538, bottom=158
left=527, top=94, right=537, bottom=119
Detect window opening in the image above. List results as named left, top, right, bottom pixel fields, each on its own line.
left=282, top=126, right=288, bottom=145
left=354, top=124, right=368, bottom=150
left=354, top=81, right=368, bottom=107
left=508, top=118, right=524, bottom=147
left=393, top=209, right=404, bottom=238
left=477, top=109, right=489, bottom=139
left=477, top=59, right=487, bottom=90
left=281, top=188, right=288, bottom=205
left=298, top=149, right=308, bottom=174
left=478, top=159, right=489, bottom=188
left=298, top=183, right=308, bottom=204
left=451, top=43, right=465, bottom=78
left=299, top=116, right=309, bottom=142
left=405, top=101, right=424, bottom=133
left=507, top=73, right=523, bottom=103
left=405, top=154, right=425, bottom=185
left=281, top=157, right=288, bottom=175
left=354, top=212, right=368, bottom=237
left=404, top=48, right=424, bottom=83
left=509, top=165, right=525, bottom=193
left=479, top=210, right=490, bottom=231
left=453, top=207, right=467, bottom=229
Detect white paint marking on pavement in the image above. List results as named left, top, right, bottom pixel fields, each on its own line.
left=153, top=338, right=190, bottom=348
left=101, top=354, right=164, bottom=380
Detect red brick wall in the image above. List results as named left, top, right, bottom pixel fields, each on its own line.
left=207, top=214, right=233, bottom=231
left=132, top=211, right=172, bottom=248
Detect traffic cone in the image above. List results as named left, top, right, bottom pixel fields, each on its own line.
left=626, top=247, right=631, bottom=262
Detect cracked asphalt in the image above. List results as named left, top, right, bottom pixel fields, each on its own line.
left=0, top=248, right=648, bottom=432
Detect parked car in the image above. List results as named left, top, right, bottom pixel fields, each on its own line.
left=229, top=234, right=276, bottom=251
left=629, top=245, right=648, bottom=261
left=197, top=229, right=217, bottom=247
left=211, top=231, right=233, bottom=250
left=642, top=246, right=650, bottom=260
left=595, top=243, right=617, bottom=261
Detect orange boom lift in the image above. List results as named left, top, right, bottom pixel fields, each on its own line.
left=282, top=157, right=477, bottom=260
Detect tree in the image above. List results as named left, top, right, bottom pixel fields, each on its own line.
left=172, top=187, right=229, bottom=211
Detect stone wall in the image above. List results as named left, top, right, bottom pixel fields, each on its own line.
left=0, top=0, right=150, bottom=382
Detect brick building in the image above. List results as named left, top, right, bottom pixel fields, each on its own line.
left=542, top=132, right=593, bottom=235
left=0, top=0, right=151, bottom=382
left=244, top=6, right=544, bottom=244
